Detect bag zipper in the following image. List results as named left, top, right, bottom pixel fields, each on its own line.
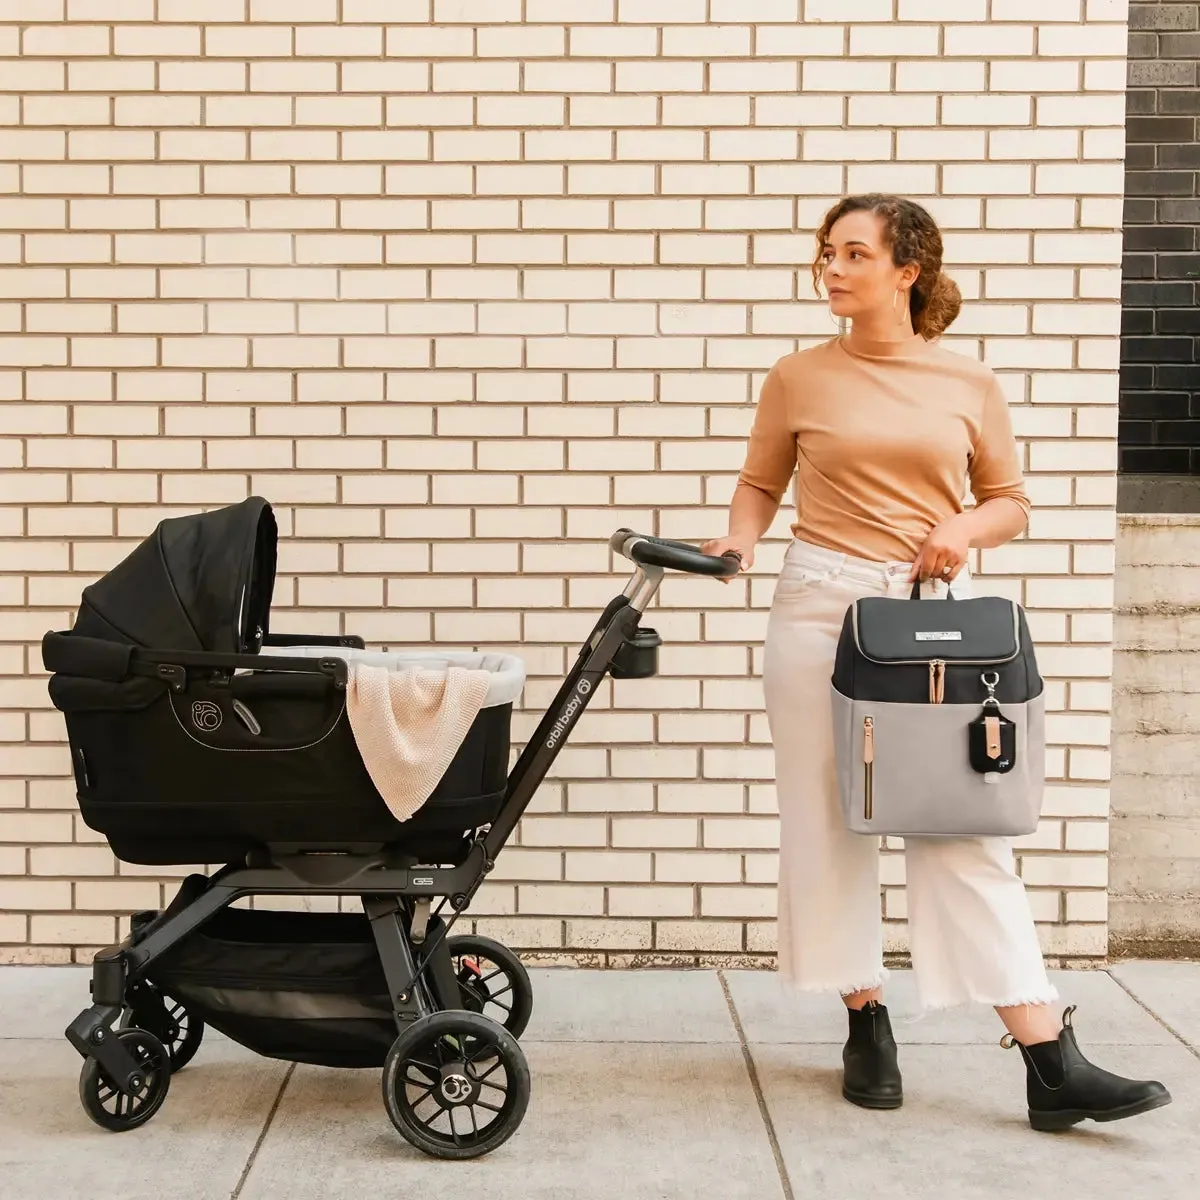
left=863, top=716, right=874, bottom=820
left=928, top=659, right=945, bottom=704
left=851, top=602, right=1020, bottom=667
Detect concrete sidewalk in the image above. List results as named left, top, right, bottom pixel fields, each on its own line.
left=1, top=962, right=1197, bottom=1200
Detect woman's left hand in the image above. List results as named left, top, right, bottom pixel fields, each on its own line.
left=908, top=516, right=972, bottom=583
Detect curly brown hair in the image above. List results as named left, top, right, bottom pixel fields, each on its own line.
left=811, top=194, right=962, bottom=339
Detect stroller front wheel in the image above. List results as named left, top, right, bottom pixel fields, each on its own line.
left=79, top=1028, right=171, bottom=1132
left=381, top=1010, right=530, bottom=1160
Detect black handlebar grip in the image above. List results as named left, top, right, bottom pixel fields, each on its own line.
left=610, top=530, right=742, bottom=578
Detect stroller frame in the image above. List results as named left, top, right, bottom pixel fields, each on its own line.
left=63, top=528, right=739, bottom=1158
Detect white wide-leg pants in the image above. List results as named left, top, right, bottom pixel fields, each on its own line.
left=762, top=538, right=1059, bottom=1012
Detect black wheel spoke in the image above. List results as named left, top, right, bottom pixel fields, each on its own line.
left=465, top=1040, right=501, bottom=1065
left=403, top=1057, right=440, bottom=1081
left=406, top=1055, right=440, bottom=1073
left=415, top=1103, right=442, bottom=1131
left=475, top=1100, right=504, bottom=1114
left=472, top=1059, right=505, bottom=1084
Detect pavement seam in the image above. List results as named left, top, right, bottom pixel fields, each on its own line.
left=1106, top=969, right=1200, bottom=1062
left=229, top=1061, right=296, bottom=1200
left=718, top=970, right=795, bottom=1200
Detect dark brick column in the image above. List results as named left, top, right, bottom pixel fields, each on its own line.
left=1121, top=2, right=1200, bottom=509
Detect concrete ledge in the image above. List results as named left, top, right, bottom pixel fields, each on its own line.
left=1118, top=476, right=1200, bottom=514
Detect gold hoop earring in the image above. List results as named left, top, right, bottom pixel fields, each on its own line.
left=893, top=288, right=910, bottom=327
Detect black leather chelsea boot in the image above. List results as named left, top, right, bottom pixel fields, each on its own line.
left=1006, top=1005, right=1172, bottom=1131
left=843, top=1000, right=903, bottom=1110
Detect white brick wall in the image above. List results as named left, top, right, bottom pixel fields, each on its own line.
left=0, top=2, right=1128, bottom=966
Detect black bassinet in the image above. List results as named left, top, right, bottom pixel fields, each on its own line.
left=42, top=497, right=519, bottom=867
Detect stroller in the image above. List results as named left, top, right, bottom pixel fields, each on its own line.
left=41, top=497, right=738, bottom=1159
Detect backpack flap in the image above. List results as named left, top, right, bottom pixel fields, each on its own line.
left=851, top=594, right=1020, bottom=666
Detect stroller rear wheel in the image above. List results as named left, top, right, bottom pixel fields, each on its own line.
left=381, top=1010, right=530, bottom=1160
left=445, top=934, right=533, bottom=1039
left=79, top=1028, right=171, bottom=1132
left=121, top=981, right=205, bottom=1073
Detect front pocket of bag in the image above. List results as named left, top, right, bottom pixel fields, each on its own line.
left=831, top=686, right=1045, bottom=836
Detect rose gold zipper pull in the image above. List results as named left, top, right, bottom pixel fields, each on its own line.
left=863, top=716, right=874, bottom=763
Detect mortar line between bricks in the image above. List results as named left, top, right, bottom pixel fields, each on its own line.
left=718, top=970, right=794, bottom=1200
left=1107, top=969, right=1200, bottom=1063
left=229, top=1061, right=296, bottom=1200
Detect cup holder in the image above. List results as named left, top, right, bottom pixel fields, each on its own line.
left=610, top=627, right=662, bottom=679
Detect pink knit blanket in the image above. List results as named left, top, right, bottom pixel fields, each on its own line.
left=344, top=662, right=492, bottom=823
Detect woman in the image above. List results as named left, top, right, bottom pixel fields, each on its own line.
left=702, top=194, right=1171, bottom=1131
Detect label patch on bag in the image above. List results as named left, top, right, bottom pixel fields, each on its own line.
left=914, top=631, right=962, bottom=641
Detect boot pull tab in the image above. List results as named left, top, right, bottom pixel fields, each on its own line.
left=1062, top=1004, right=1076, bottom=1028
left=1000, top=1034, right=1017, bottom=1050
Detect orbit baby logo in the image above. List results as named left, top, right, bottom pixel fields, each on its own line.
left=546, top=677, right=592, bottom=748
left=191, top=700, right=223, bottom=732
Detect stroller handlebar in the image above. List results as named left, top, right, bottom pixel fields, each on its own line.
left=609, top=528, right=742, bottom=578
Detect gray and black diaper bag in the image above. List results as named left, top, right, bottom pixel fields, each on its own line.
left=830, top=580, right=1045, bottom=838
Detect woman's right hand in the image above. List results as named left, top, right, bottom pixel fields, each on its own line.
left=700, top=536, right=755, bottom=583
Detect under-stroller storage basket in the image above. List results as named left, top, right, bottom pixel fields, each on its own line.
left=148, top=907, right=395, bottom=1069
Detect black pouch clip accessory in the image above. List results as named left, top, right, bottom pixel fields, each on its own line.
left=968, top=671, right=1016, bottom=776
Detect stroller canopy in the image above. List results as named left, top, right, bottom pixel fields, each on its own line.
left=73, top=497, right=277, bottom=654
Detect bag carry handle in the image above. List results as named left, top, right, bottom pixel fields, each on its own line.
left=909, top=578, right=957, bottom=601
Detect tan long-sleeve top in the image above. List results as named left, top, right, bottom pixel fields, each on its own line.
left=736, top=333, right=1030, bottom=564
